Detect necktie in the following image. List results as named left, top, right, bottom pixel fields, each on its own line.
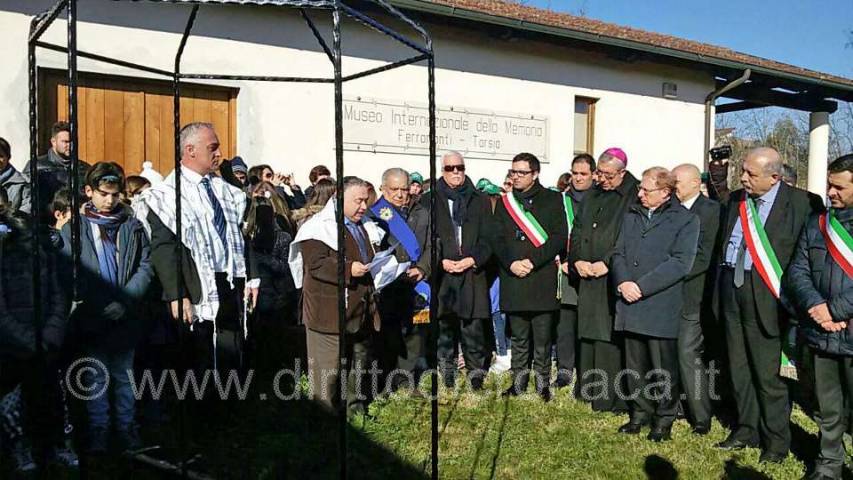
left=346, top=222, right=369, bottom=260
left=733, top=198, right=764, bottom=288
left=733, top=239, right=746, bottom=288
left=201, top=177, right=228, bottom=247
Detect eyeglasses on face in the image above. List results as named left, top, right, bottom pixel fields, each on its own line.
left=443, top=164, right=466, bottom=173
left=639, top=186, right=666, bottom=194
left=507, top=169, right=534, bottom=177
left=597, top=169, right=623, bottom=181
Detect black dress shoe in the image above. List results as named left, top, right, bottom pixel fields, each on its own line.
left=554, top=376, right=572, bottom=389
left=692, top=422, right=711, bottom=436
left=715, top=435, right=759, bottom=450
left=538, top=388, right=552, bottom=403
left=618, top=421, right=647, bottom=434
left=758, top=450, right=787, bottom=464
left=501, top=385, right=522, bottom=398
left=647, top=426, right=672, bottom=442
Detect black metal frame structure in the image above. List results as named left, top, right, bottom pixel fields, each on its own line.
left=27, top=0, right=439, bottom=478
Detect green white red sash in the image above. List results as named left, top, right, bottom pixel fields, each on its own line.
left=739, top=197, right=783, bottom=298
left=502, top=192, right=548, bottom=247
left=563, top=194, right=575, bottom=235
left=819, top=209, right=853, bottom=278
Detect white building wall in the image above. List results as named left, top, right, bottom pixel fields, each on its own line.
left=1, top=1, right=713, bottom=187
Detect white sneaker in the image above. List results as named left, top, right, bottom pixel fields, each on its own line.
left=490, top=354, right=511, bottom=374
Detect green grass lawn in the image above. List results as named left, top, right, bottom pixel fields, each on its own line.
left=356, top=375, right=820, bottom=480
left=5, top=371, right=834, bottom=479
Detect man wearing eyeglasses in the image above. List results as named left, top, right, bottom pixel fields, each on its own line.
left=568, top=147, right=639, bottom=412
left=611, top=167, right=699, bottom=442
left=493, top=153, right=567, bottom=401
left=420, top=151, right=494, bottom=390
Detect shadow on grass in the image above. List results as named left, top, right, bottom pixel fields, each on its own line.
left=722, top=459, right=772, bottom=480
left=72, top=396, right=431, bottom=479
left=644, top=455, right=678, bottom=480
left=487, top=397, right=511, bottom=480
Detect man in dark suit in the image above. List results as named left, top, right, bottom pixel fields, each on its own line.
left=672, top=164, right=721, bottom=435
left=715, top=147, right=822, bottom=463
left=493, top=153, right=567, bottom=401
left=420, top=151, right=494, bottom=390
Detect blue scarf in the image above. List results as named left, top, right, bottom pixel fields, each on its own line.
left=83, top=203, right=128, bottom=287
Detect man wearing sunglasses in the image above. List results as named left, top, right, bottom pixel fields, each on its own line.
left=493, top=153, right=567, bottom=402
left=420, top=151, right=494, bottom=390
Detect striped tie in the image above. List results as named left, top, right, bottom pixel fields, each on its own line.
left=201, top=177, right=228, bottom=247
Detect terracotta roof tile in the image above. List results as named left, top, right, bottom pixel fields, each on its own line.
left=421, top=0, right=853, bottom=89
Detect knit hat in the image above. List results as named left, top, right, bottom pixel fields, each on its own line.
left=230, top=156, right=248, bottom=175
left=476, top=178, right=502, bottom=195
left=602, top=147, right=628, bottom=167
left=410, top=172, right=424, bottom=185
left=139, top=161, right=164, bottom=185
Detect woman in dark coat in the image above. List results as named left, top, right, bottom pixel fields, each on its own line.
left=243, top=181, right=298, bottom=371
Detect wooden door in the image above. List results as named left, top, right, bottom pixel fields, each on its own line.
left=40, top=69, right=237, bottom=176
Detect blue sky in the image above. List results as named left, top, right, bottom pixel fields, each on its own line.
left=528, top=0, right=852, bottom=79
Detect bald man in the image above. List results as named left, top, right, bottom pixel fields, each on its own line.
left=673, top=164, right=721, bottom=435
left=715, top=147, right=822, bottom=463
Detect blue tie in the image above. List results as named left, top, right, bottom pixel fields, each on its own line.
left=346, top=221, right=369, bottom=260
left=201, top=177, right=228, bottom=247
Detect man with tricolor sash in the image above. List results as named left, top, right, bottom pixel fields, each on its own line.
left=371, top=168, right=432, bottom=395
left=786, top=154, right=853, bottom=480
left=493, top=153, right=567, bottom=401
left=716, top=147, right=822, bottom=463
left=555, top=153, right=595, bottom=390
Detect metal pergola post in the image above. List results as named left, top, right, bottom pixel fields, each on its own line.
left=26, top=0, right=438, bottom=478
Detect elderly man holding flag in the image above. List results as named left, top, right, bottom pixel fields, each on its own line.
left=370, top=168, right=432, bottom=395
left=786, top=154, right=853, bottom=480
left=493, top=152, right=567, bottom=401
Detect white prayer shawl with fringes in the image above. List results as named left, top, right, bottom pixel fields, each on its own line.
left=133, top=168, right=247, bottom=324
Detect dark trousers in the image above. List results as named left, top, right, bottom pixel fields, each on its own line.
left=305, top=328, right=372, bottom=414
left=187, top=274, right=245, bottom=373
left=508, top=311, right=555, bottom=391
left=437, top=314, right=491, bottom=387
left=811, top=348, right=853, bottom=478
left=624, top=333, right=680, bottom=428
left=0, top=355, right=66, bottom=450
left=556, top=306, right=579, bottom=385
left=578, top=338, right=628, bottom=413
left=721, top=269, right=790, bottom=454
left=377, top=316, right=425, bottom=391
left=678, top=311, right=712, bottom=425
